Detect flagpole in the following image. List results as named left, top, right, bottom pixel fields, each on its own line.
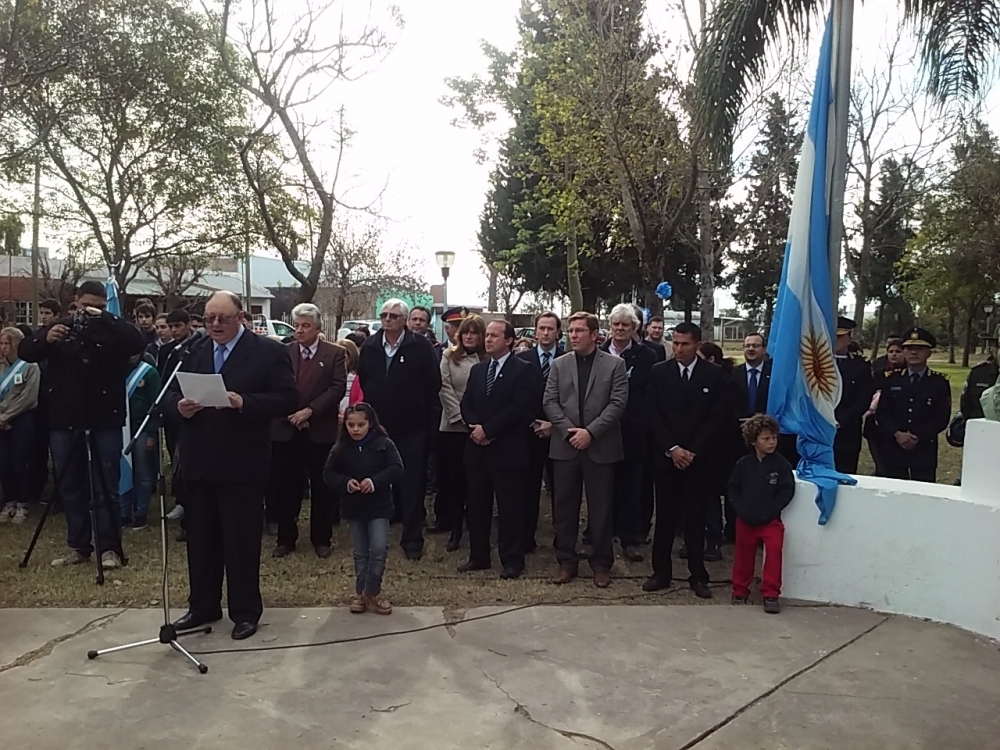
left=827, top=0, right=854, bottom=317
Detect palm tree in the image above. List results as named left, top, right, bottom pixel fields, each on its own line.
left=695, top=0, right=1000, bottom=160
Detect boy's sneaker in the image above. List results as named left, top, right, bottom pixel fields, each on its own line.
left=365, top=592, right=392, bottom=615
left=51, top=549, right=90, bottom=567
left=101, top=551, right=122, bottom=569
left=349, top=595, right=367, bottom=614
left=132, top=517, right=148, bottom=530
left=0, top=505, right=15, bottom=523
left=763, top=597, right=781, bottom=614
left=166, top=505, right=185, bottom=521
left=11, top=507, right=28, bottom=525
left=731, top=595, right=749, bottom=605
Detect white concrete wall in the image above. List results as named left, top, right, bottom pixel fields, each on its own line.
left=783, top=419, right=1000, bottom=640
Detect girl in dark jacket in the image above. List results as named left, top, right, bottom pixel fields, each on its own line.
left=324, top=403, right=403, bottom=615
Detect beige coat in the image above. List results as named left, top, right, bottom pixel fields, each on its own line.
left=439, top=348, right=482, bottom=433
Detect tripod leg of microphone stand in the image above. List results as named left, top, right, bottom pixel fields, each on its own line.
left=170, top=639, right=209, bottom=674
left=19, top=495, right=54, bottom=568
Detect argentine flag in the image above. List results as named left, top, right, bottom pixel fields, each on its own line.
left=105, top=270, right=133, bottom=494
left=766, top=8, right=856, bottom=525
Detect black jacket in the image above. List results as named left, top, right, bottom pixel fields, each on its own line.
left=600, top=340, right=657, bottom=457
left=460, top=354, right=535, bottom=468
left=516, top=346, right=564, bottom=421
left=356, top=329, right=442, bottom=437
left=163, top=329, right=297, bottom=484
left=323, top=434, right=403, bottom=521
left=727, top=452, right=795, bottom=527
left=835, top=353, right=875, bottom=428
left=19, top=312, right=147, bottom=430
left=647, top=358, right=727, bottom=464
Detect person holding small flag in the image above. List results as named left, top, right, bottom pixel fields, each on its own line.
left=119, top=353, right=160, bottom=529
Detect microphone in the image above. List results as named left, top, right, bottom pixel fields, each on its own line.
left=179, top=327, right=210, bottom=353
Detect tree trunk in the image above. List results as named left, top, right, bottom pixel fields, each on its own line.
left=871, top=303, right=884, bottom=359
left=763, top=297, right=774, bottom=336
left=488, top=266, right=498, bottom=312
left=698, top=169, right=715, bottom=341
left=296, top=278, right=317, bottom=304
left=962, top=304, right=975, bottom=368
left=566, top=224, right=584, bottom=312
left=947, top=305, right=957, bottom=364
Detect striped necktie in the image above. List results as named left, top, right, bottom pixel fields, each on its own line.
left=486, top=359, right=497, bottom=396
left=541, top=351, right=551, bottom=380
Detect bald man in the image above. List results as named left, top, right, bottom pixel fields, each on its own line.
left=164, top=291, right=297, bottom=640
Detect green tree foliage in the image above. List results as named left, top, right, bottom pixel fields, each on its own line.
left=902, top=121, right=1000, bottom=366
left=20, top=0, right=248, bottom=288
left=728, top=93, right=799, bottom=331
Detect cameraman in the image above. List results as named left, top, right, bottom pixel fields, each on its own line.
left=19, top=280, right=146, bottom=568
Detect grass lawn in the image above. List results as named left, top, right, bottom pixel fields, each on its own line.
left=0, top=354, right=976, bottom=610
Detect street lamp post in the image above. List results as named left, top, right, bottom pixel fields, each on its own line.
left=985, top=301, right=996, bottom=352
left=435, top=251, right=455, bottom=341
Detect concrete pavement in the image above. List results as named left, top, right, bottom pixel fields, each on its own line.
left=0, top=604, right=998, bottom=749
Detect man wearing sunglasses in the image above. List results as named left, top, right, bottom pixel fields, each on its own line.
left=356, top=298, right=442, bottom=559
left=164, top=291, right=297, bottom=640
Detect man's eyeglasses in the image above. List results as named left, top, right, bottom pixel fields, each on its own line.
left=204, top=314, right=239, bottom=325
left=380, top=312, right=402, bottom=321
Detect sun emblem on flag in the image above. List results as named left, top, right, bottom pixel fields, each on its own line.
left=800, top=331, right=837, bottom=401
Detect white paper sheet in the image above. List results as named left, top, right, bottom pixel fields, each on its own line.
left=176, top=372, right=232, bottom=408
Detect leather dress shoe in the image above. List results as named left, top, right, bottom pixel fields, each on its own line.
left=272, top=545, right=294, bottom=558
left=641, top=575, right=671, bottom=592
left=692, top=581, right=713, bottom=599
left=499, top=566, right=523, bottom=580
left=445, top=536, right=461, bottom=552
left=621, top=546, right=644, bottom=563
left=427, top=523, right=449, bottom=535
left=458, top=560, right=490, bottom=573
left=703, top=544, right=723, bottom=562
left=551, top=567, right=578, bottom=585
left=231, top=621, right=257, bottom=640
left=404, top=549, right=423, bottom=561
left=593, top=570, right=611, bottom=588
left=314, top=545, right=332, bottom=559
left=173, top=611, right=222, bottom=631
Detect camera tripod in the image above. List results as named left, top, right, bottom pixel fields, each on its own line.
left=85, top=336, right=211, bottom=673
left=20, top=428, right=127, bottom=585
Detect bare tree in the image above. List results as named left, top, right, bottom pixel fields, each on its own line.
left=215, top=0, right=400, bottom=303
left=36, top=236, right=102, bottom=307
left=146, top=251, right=212, bottom=310
left=843, top=24, right=956, bottom=328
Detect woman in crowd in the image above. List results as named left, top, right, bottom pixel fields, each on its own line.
left=864, top=337, right=905, bottom=474
left=0, top=326, right=40, bottom=524
left=437, top=314, right=486, bottom=552
left=514, top=337, right=533, bottom=354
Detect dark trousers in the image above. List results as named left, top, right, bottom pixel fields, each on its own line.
left=270, top=433, right=336, bottom=549
left=652, top=461, right=711, bottom=585
left=49, top=428, right=122, bottom=557
left=553, top=453, right=614, bottom=572
left=613, top=458, right=645, bottom=548
left=834, top=425, right=862, bottom=474
left=436, top=431, right=470, bottom=539
left=0, top=411, right=35, bottom=508
left=466, top=464, right=525, bottom=571
left=880, top=443, right=937, bottom=483
left=185, top=481, right=263, bottom=625
left=392, top=431, right=428, bottom=554
left=640, top=437, right=658, bottom=539
left=732, top=518, right=784, bottom=599
left=524, top=435, right=554, bottom=550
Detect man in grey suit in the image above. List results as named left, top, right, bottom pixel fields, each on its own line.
left=544, top=311, right=628, bottom=588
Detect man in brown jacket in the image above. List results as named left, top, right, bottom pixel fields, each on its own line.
left=270, top=303, right=347, bottom=558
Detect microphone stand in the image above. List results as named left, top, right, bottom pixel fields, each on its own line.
left=87, top=333, right=211, bottom=673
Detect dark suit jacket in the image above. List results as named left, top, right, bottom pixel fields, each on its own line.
left=164, top=330, right=297, bottom=484
left=272, top=339, right=347, bottom=444
left=517, top=345, right=565, bottom=422
left=460, top=354, right=534, bottom=468
left=643, top=339, right=667, bottom=362
left=357, top=329, right=442, bottom=437
left=648, top=358, right=727, bottom=465
left=599, top=340, right=657, bottom=457
left=733, top=360, right=772, bottom=419
left=835, top=353, right=875, bottom=429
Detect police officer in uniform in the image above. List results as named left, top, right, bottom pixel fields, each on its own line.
left=959, top=334, right=998, bottom=420
left=833, top=316, right=874, bottom=474
left=875, top=327, right=951, bottom=483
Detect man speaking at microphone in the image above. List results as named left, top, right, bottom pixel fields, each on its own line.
left=164, top=291, right=296, bottom=640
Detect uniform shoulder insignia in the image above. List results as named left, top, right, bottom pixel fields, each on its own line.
left=929, top=369, right=948, bottom=380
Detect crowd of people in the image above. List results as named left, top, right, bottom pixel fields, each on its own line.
left=0, top=281, right=984, bottom=642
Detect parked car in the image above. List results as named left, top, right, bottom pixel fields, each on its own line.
left=252, top=318, right=295, bottom=340
left=336, top=319, right=382, bottom=339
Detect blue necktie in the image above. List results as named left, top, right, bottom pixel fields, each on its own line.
left=747, top=368, right=759, bottom=414
left=214, top=344, right=227, bottom=374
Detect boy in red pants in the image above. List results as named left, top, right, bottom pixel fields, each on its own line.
left=728, top=414, right=795, bottom=613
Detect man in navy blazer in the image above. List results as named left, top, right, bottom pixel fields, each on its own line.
left=164, top=291, right=297, bottom=640
left=459, top=320, right=535, bottom=579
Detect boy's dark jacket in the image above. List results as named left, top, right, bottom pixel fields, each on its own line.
left=323, top=434, right=403, bottom=522
left=727, top=451, right=795, bottom=527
